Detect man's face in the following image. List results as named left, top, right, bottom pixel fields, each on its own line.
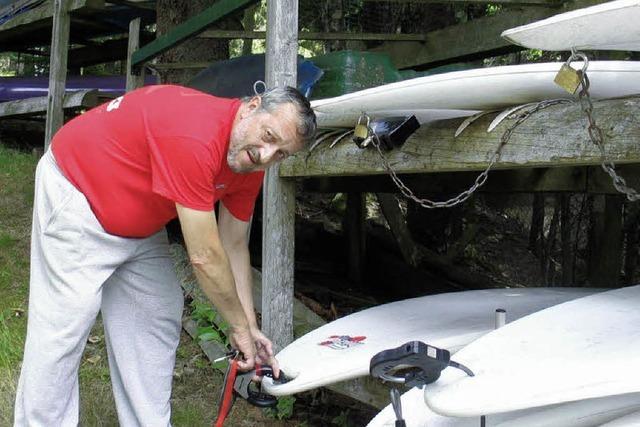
left=227, top=99, right=304, bottom=174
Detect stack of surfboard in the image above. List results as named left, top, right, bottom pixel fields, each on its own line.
left=368, top=285, right=640, bottom=426
left=310, top=1, right=640, bottom=131
left=309, top=60, right=640, bottom=130
left=261, top=288, right=600, bottom=398
left=501, top=0, right=640, bottom=52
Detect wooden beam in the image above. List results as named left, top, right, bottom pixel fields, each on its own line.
left=199, top=29, right=428, bottom=41
left=0, top=90, right=98, bottom=119
left=302, top=165, right=640, bottom=195
left=126, top=18, right=144, bottom=91
left=148, top=62, right=211, bottom=70
left=44, top=0, right=70, bottom=149
left=345, top=193, right=367, bottom=285
left=130, top=0, right=258, bottom=68
left=261, top=0, right=298, bottom=351
left=0, top=0, right=103, bottom=33
left=377, top=193, right=421, bottom=267
left=371, top=0, right=607, bottom=69
left=281, top=98, right=640, bottom=178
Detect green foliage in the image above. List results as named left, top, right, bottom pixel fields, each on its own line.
left=265, top=395, right=296, bottom=420
left=524, top=49, right=544, bottom=62
left=0, top=51, right=48, bottom=76
left=486, top=4, right=502, bottom=15
left=191, top=301, right=230, bottom=348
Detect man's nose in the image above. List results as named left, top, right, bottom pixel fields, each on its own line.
left=258, top=143, right=279, bottom=164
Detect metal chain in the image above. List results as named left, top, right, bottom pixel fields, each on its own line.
left=369, top=99, right=566, bottom=209
left=575, top=60, right=640, bottom=201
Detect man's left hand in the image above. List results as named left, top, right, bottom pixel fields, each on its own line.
left=251, top=328, right=280, bottom=379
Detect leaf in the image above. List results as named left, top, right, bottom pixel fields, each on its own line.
left=199, top=330, right=222, bottom=343
left=197, top=325, right=215, bottom=336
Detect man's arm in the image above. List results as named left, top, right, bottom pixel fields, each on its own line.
left=217, top=203, right=257, bottom=328
left=218, top=202, right=278, bottom=373
left=176, top=203, right=256, bottom=370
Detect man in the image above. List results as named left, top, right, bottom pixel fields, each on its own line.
left=14, top=84, right=316, bottom=426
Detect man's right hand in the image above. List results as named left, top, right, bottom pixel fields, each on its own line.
left=229, top=326, right=257, bottom=371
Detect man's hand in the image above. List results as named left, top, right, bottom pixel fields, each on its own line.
left=251, top=328, right=280, bottom=378
left=230, top=326, right=257, bottom=371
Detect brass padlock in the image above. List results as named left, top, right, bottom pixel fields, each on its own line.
left=354, top=123, right=369, bottom=140
left=554, top=63, right=582, bottom=94
left=353, top=114, right=370, bottom=147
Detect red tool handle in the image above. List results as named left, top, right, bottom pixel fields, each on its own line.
left=213, top=359, right=239, bottom=427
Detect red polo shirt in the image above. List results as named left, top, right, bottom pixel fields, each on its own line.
left=51, top=85, right=264, bottom=238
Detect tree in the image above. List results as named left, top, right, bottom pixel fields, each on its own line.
left=156, top=0, right=244, bottom=84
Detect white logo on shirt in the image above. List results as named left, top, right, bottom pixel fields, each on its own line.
left=215, top=184, right=226, bottom=190
left=106, top=96, right=124, bottom=112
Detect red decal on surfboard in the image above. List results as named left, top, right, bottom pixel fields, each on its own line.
left=318, top=335, right=366, bottom=350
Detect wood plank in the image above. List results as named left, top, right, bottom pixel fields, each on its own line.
left=0, top=89, right=98, bottom=118
left=261, top=0, right=298, bottom=352
left=281, top=98, right=640, bottom=177
left=199, top=29, right=428, bottom=41
left=44, top=0, right=70, bottom=149
left=126, top=18, right=144, bottom=91
left=130, top=0, right=258, bottom=68
left=371, top=0, right=607, bottom=69
left=0, top=0, right=103, bottom=33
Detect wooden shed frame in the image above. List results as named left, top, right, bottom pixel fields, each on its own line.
left=1, top=0, right=638, bottom=408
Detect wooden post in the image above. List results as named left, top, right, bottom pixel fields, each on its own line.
left=560, top=194, right=574, bottom=285
left=345, top=193, right=366, bottom=285
left=588, top=195, right=624, bottom=286
left=44, top=0, right=70, bottom=149
left=262, top=0, right=298, bottom=350
left=126, top=18, right=144, bottom=92
left=377, top=193, right=421, bottom=267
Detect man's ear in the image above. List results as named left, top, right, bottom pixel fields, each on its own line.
left=246, top=96, right=262, bottom=114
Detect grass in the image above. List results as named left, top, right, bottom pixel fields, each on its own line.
left=0, top=144, right=301, bottom=426
left=0, top=144, right=36, bottom=425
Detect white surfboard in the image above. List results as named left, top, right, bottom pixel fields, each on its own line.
left=502, top=0, right=640, bottom=52
left=368, top=389, right=640, bottom=427
left=600, top=409, right=640, bottom=426
left=310, top=61, right=640, bottom=128
left=424, top=285, right=640, bottom=417
left=262, top=287, right=601, bottom=396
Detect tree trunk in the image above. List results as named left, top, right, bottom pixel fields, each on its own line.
left=543, top=196, right=560, bottom=285
left=529, top=193, right=544, bottom=257
left=156, top=0, right=243, bottom=84
left=560, top=194, right=574, bottom=285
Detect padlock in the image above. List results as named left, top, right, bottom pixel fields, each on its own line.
left=354, top=123, right=369, bottom=140
left=353, top=114, right=370, bottom=147
left=554, top=63, right=582, bottom=94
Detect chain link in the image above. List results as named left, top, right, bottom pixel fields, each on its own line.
left=369, top=99, right=566, bottom=209
left=369, top=52, right=640, bottom=207
left=576, top=64, right=640, bottom=201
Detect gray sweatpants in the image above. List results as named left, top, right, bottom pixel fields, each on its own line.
left=14, top=150, right=184, bottom=427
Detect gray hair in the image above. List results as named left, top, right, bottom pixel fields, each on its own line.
left=245, top=86, right=317, bottom=147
